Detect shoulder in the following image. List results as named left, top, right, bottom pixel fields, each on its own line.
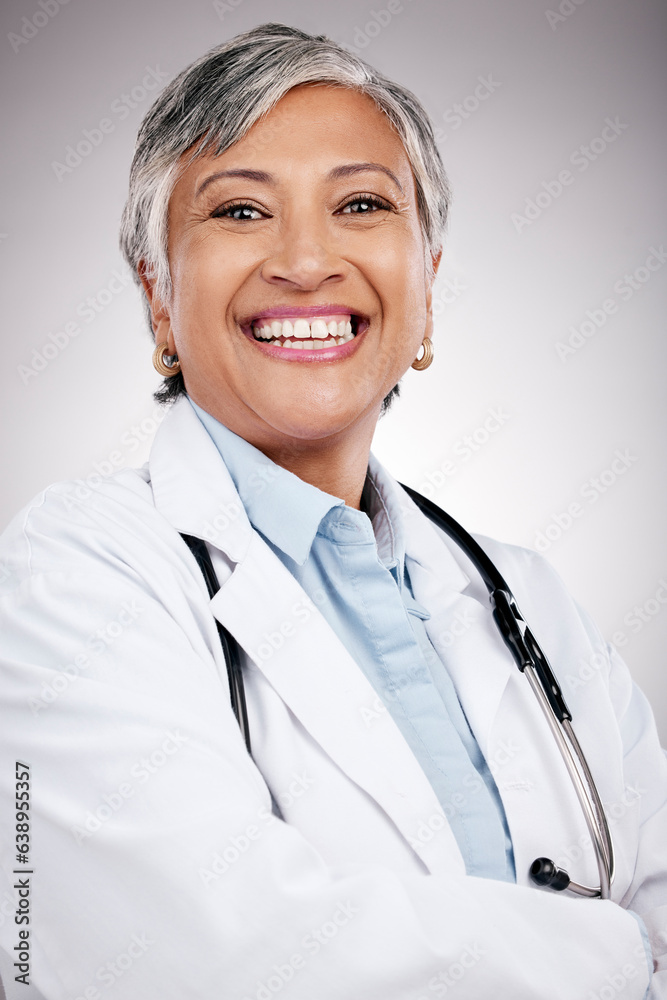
left=473, top=533, right=575, bottom=610
left=474, top=533, right=609, bottom=668
left=469, top=533, right=629, bottom=724
left=0, top=397, right=253, bottom=602
left=0, top=464, right=180, bottom=594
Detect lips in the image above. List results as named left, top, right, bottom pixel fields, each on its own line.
left=243, top=304, right=365, bottom=322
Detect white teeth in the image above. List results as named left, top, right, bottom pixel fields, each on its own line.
left=293, top=319, right=310, bottom=339
left=252, top=317, right=358, bottom=348
left=311, top=319, right=328, bottom=340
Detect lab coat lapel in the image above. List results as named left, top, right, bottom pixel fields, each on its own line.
left=209, top=529, right=465, bottom=877
left=401, top=491, right=513, bottom=758
left=403, top=497, right=602, bottom=889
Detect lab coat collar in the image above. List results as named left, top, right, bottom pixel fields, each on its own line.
left=190, top=399, right=342, bottom=566
left=148, top=396, right=253, bottom=564
left=395, top=471, right=472, bottom=599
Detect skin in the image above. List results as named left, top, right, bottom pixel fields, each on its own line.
left=141, top=84, right=440, bottom=509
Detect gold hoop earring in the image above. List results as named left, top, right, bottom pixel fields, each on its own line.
left=411, top=337, right=434, bottom=371
left=152, top=343, right=181, bottom=377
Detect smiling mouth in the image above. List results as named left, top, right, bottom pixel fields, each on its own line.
left=250, top=314, right=359, bottom=350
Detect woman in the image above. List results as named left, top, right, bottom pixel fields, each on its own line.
left=0, top=23, right=665, bottom=999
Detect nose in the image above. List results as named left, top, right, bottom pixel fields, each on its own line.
left=260, top=210, right=345, bottom=291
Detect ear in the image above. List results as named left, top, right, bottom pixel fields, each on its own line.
left=138, top=260, right=176, bottom=354
left=424, top=248, right=443, bottom=338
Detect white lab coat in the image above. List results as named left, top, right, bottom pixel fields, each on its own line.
left=0, top=396, right=665, bottom=1000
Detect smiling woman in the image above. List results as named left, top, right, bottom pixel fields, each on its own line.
left=0, top=21, right=665, bottom=1000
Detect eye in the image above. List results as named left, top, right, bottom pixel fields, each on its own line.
left=211, top=201, right=268, bottom=221
left=338, top=194, right=392, bottom=215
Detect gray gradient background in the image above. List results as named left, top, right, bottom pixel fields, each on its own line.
left=1, top=0, right=665, bottom=742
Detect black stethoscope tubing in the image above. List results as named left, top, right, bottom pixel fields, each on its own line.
left=180, top=484, right=614, bottom=899
left=179, top=533, right=252, bottom=755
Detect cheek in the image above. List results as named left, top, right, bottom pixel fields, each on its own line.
left=170, top=242, right=235, bottom=335
left=374, top=235, right=429, bottom=346
left=373, top=225, right=427, bottom=301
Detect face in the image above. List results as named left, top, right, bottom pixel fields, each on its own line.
left=143, top=84, right=439, bottom=459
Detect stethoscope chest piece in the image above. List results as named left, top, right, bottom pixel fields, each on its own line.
left=530, top=858, right=572, bottom=892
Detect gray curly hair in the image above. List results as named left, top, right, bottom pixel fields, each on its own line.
left=119, top=22, right=450, bottom=403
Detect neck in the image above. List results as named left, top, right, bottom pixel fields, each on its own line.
left=263, top=424, right=375, bottom=509
left=188, top=389, right=381, bottom=509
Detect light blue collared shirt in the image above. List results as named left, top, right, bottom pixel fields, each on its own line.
left=191, top=398, right=515, bottom=882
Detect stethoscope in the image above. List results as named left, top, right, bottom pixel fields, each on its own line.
left=181, top=483, right=615, bottom=899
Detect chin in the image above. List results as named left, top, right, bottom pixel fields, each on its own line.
left=266, top=401, right=373, bottom=445
left=270, top=415, right=353, bottom=444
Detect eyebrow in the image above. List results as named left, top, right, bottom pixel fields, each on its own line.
left=196, top=169, right=274, bottom=199
left=327, top=162, right=404, bottom=193
left=195, top=162, right=404, bottom=199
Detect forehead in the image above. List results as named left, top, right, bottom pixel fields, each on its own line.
left=176, top=84, right=416, bottom=198
left=247, top=84, right=404, bottom=148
